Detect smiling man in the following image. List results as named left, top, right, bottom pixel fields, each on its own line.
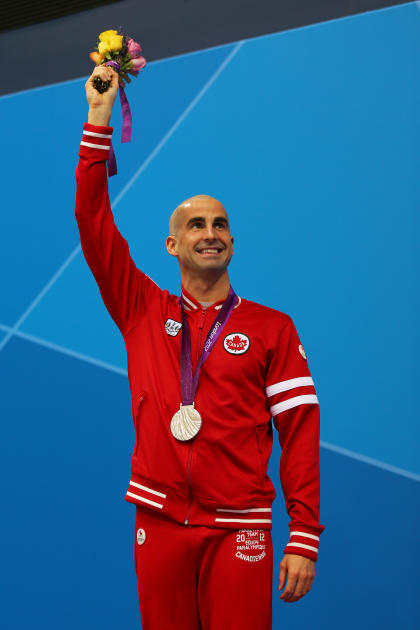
left=75, top=64, right=325, bottom=630
left=166, top=195, right=234, bottom=302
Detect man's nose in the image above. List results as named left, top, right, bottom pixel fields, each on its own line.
left=203, top=223, right=217, bottom=240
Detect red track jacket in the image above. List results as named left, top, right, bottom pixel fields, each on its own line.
left=75, top=123, right=325, bottom=562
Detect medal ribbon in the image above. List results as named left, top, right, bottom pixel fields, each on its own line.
left=180, top=286, right=237, bottom=405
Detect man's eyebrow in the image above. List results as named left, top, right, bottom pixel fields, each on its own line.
left=214, top=216, right=229, bottom=225
left=186, top=216, right=205, bottom=226
left=187, top=217, right=229, bottom=227
left=186, top=216, right=229, bottom=227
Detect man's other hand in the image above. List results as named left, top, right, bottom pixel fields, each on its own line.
left=85, top=65, right=119, bottom=126
left=278, top=553, right=315, bottom=602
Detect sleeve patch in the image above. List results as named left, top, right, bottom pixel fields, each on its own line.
left=298, top=344, right=307, bottom=360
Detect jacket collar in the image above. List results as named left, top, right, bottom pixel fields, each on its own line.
left=181, top=285, right=241, bottom=311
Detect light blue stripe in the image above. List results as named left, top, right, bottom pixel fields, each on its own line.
left=0, top=323, right=127, bottom=377
left=320, top=440, right=420, bottom=482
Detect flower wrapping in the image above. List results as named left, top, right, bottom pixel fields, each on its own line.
left=89, top=29, right=146, bottom=176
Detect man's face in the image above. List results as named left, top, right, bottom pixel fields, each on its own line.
left=166, top=195, right=234, bottom=276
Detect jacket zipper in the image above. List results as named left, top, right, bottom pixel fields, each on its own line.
left=184, top=446, right=194, bottom=524
left=184, top=306, right=207, bottom=525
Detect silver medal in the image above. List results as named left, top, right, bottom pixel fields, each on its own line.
left=171, top=404, right=202, bottom=441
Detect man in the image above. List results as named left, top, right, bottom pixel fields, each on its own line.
left=75, top=64, right=325, bottom=630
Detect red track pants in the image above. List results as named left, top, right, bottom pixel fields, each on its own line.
left=134, top=506, right=273, bottom=630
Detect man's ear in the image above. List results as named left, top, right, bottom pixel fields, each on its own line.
left=166, top=235, right=178, bottom=257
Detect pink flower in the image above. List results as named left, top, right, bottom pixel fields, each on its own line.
left=130, top=56, right=146, bottom=71
left=127, top=38, right=142, bottom=58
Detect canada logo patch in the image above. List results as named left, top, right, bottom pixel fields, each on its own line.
left=223, top=333, right=250, bottom=355
left=165, top=319, right=182, bottom=337
left=137, top=527, right=146, bottom=545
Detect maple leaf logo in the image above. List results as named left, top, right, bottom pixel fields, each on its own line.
left=227, top=335, right=246, bottom=350
left=224, top=333, right=250, bottom=354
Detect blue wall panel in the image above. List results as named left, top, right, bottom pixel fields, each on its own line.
left=0, top=336, right=139, bottom=628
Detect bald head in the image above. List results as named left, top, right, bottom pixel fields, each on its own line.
left=166, top=193, right=234, bottom=275
left=169, top=195, right=228, bottom=236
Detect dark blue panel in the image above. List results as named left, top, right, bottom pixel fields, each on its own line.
left=269, top=441, right=420, bottom=628
left=0, top=336, right=140, bottom=629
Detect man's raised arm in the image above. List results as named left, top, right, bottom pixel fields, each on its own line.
left=75, top=65, right=160, bottom=336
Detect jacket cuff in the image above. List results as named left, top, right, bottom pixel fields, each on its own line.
left=283, top=522, right=324, bottom=562
left=79, top=122, right=113, bottom=158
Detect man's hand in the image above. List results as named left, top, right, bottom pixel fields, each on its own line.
left=278, top=553, right=315, bottom=603
left=85, top=65, right=119, bottom=126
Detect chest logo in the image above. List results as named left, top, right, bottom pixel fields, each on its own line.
left=165, top=319, right=182, bottom=337
left=223, top=332, right=250, bottom=355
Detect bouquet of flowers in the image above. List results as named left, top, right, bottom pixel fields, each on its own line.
left=90, top=29, right=146, bottom=92
left=89, top=29, right=146, bottom=175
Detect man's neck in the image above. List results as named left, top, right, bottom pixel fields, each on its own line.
left=181, top=272, right=231, bottom=304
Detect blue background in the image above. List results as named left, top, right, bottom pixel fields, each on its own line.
left=1, top=3, right=419, bottom=628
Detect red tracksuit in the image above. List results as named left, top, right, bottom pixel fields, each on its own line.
left=75, top=123, right=325, bottom=629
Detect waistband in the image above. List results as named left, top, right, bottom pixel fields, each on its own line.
left=124, top=472, right=274, bottom=530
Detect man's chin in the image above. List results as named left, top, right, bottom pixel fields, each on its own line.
left=197, top=262, right=226, bottom=272
left=180, top=254, right=232, bottom=276
left=191, top=259, right=230, bottom=274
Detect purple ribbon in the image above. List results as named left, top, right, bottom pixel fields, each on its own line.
left=107, top=143, right=117, bottom=176
left=119, top=85, right=132, bottom=143
left=180, top=286, right=237, bottom=405
left=104, top=60, right=133, bottom=177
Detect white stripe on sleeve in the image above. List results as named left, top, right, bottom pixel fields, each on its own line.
left=270, top=394, right=318, bottom=417
left=80, top=141, right=110, bottom=150
left=290, top=531, right=320, bottom=541
left=266, top=376, right=314, bottom=398
left=83, top=130, right=112, bottom=139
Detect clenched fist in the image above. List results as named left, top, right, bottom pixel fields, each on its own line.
left=85, top=65, right=119, bottom=126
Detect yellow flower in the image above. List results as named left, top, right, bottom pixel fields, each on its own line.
left=98, top=29, right=123, bottom=53
left=99, top=29, right=118, bottom=41
left=98, top=41, right=109, bottom=55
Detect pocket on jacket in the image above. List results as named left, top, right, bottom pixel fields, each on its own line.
left=133, top=391, right=146, bottom=457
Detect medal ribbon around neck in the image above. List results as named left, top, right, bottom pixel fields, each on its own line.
left=170, top=286, right=237, bottom=441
